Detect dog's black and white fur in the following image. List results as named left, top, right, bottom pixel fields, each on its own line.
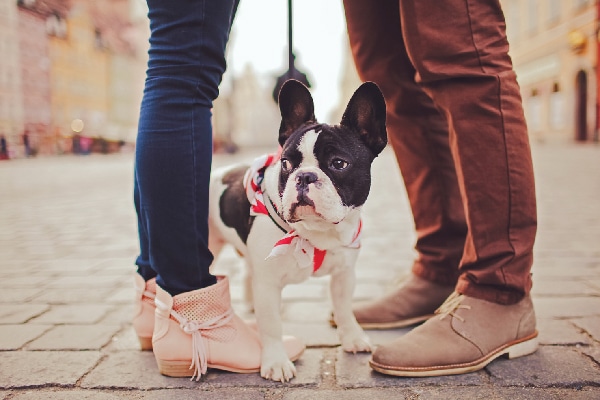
left=208, top=80, right=387, bottom=382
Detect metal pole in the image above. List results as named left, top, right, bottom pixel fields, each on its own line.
left=288, top=0, right=294, bottom=71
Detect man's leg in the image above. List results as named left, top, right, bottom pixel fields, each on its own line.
left=343, top=0, right=466, bottom=329
left=399, top=0, right=537, bottom=304
left=367, top=0, right=538, bottom=376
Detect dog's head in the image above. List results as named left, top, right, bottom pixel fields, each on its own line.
left=275, top=79, right=387, bottom=225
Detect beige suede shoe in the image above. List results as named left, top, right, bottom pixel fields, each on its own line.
left=132, top=274, right=156, bottom=350
left=369, top=292, right=539, bottom=377
left=340, top=274, right=454, bottom=329
left=153, top=276, right=305, bottom=380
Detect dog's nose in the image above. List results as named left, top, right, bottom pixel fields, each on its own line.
left=296, top=172, right=318, bottom=187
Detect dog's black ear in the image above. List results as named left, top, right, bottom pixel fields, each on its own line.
left=278, top=79, right=316, bottom=146
left=340, top=82, right=387, bottom=156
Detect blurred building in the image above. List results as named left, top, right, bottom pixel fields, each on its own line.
left=328, top=35, right=361, bottom=124
left=213, top=64, right=281, bottom=152
left=333, top=0, right=599, bottom=144
left=49, top=1, right=111, bottom=154
left=0, top=0, right=148, bottom=158
left=502, top=0, right=598, bottom=143
left=0, top=0, right=24, bottom=157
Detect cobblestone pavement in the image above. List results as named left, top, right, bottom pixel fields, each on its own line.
left=0, top=142, right=599, bottom=399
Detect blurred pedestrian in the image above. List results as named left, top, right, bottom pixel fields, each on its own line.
left=343, top=0, right=538, bottom=377
left=23, top=130, right=31, bottom=157
left=0, top=135, right=8, bottom=160
left=131, top=0, right=304, bottom=380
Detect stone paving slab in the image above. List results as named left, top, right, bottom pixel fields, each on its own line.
left=28, top=304, right=113, bottom=325
left=26, top=324, right=122, bottom=350
left=0, top=304, right=49, bottom=324
left=0, top=288, right=42, bottom=303
left=487, top=347, right=600, bottom=387
left=0, top=351, right=101, bottom=388
left=536, top=318, right=593, bottom=345
left=532, top=297, right=600, bottom=319
left=573, top=316, right=600, bottom=342
left=531, top=279, right=600, bottom=296
left=0, top=325, right=52, bottom=350
left=32, top=287, right=115, bottom=305
left=582, top=347, right=600, bottom=365
left=80, top=349, right=322, bottom=390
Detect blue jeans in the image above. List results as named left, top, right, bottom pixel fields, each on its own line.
left=134, top=0, right=239, bottom=296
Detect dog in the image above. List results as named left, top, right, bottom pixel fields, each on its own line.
left=208, top=79, right=387, bottom=382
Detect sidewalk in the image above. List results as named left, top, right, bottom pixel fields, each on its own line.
left=0, top=142, right=599, bottom=399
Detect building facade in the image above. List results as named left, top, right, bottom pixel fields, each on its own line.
left=502, top=0, right=598, bottom=142
left=333, top=1, right=599, bottom=145
left=0, top=0, right=24, bottom=157
left=0, top=0, right=148, bottom=158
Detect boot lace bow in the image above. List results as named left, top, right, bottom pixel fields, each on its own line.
left=168, top=307, right=234, bottom=381
left=435, top=292, right=471, bottom=322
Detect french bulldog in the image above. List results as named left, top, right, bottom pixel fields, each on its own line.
left=208, top=79, right=387, bottom=382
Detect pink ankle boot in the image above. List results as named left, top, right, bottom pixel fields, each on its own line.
left=153, top=276, right=305, bottom=380
left=132, top=273, right=156, bottom=350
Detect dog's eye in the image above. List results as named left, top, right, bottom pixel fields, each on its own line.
left=331, top=159, right=349, bottom=170
left=281, top=158, right=292, bottom=172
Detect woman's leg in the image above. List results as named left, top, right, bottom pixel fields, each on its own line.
left=133, top=1, right=305, bottom=380
left=134, top=0, right=239, bottom=295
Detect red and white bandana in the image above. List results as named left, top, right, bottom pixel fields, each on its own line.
left=267, top=222, right=362, bottom=273
left=243, top=151, right=362, bottom=273
left=243, top=149, right=281, bottom=217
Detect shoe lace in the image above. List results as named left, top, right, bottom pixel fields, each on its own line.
left=435, top=292, right=471, bottom=322
left=155, top=299, right=234, bottom=381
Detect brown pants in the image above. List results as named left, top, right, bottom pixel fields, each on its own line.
left=343, top=0, right=537, bottom=305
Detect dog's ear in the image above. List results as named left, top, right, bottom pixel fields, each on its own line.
left=340, top=82, right=387, bottom=156
left=278, top=79, right=316, bottom=146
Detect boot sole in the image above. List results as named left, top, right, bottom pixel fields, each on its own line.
left=329, top=313, right=433, bottom=330
left=157, top=348, right=306, bottom=378
left=369, top=331, right=539, bottom=377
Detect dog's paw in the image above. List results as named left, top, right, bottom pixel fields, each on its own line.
left=260, top=357, right=297, bottom=382
left=341, top=332, right=372, bottom=354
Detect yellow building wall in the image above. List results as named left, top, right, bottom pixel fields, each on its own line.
left=49, top=1, right=109, bottom=145
left=0, top=0, right=24, bottom=156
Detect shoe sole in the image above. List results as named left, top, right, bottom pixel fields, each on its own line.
left=369, top=331, right=539, bottom=377
left=329, top=314, right=433, bottom=330
left=157, top=348, right=306, bottom=378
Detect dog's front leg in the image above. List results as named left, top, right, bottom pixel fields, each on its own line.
left=252, top=274, right=296, bottom=382
left=330, top=260, right=371, bottom=353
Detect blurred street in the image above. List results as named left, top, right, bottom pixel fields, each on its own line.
left=0, top=142, right=599, bottom=399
